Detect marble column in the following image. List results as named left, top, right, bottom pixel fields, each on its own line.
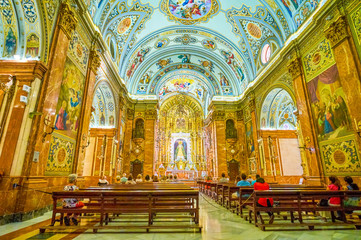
left=0, top=61, right=47, bottom=176
left=75, top=50, right=101, bottom=175
left=249, top=98, right=261, bottom=175
left=287, top=58, right=323, bottom=182
left=22, top=2, right=77, bottom=177
left=144, top=110, right=157, bottom=177
left=122, top=108, right=134, bottom=174
left=325, top=16, right=361, bottom=147
left=213, top=111, right=227, bottom=177
left=236, top=110, right=248, bottom=174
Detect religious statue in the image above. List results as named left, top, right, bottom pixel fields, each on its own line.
left=175, top=139, right=186, bottom=160
left=226, top=119, right=237, bottom=139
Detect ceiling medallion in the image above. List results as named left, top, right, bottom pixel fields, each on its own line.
left=161, top=0, right=220, bottom=25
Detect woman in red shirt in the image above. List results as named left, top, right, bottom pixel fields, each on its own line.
left=254, top=178, right=274, bottom=223
left=327, top=176, right=341, bottom=206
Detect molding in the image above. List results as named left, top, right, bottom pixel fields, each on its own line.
left=58, top=2, right=78, bottom=40
left=287, top=58, right=303, bottom=80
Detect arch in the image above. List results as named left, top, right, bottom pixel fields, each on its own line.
left=90, top=81, right=117, bottom=128
left=260, top=88, right=297, bottom=130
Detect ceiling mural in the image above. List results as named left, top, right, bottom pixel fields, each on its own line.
left=82, top=0, right=323, bottom=107
left=0, top=0, right=59, bottom=61
left=160, top=0, right=220, bottom=25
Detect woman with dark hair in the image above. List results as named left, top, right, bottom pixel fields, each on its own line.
left=327, top=176, right=342, bottom=206
left=254, top=177, right=274, bottom=224
left=344, top=176, right=360, bottom=209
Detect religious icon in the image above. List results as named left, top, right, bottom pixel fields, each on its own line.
left=26, top=34, right=39, bottom=58
left=5, top=28, right=16, bottom=57
left=168, top=0, right=212, bottom=20
left=202, top=39, right=215, bottom=50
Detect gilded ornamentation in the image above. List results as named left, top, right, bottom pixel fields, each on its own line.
left=90, top=50, right=101, bottom=73
left=324, top=16, right=349, bottom=48
left=320, top=135, right=361, bottom=176
left=236, top=110, right=244, bottom=121
left=160, top=0, right=220, bottom=25
left=58, top=2, right=77, bottom=40
left=213, top=111, right=225, bottom=121
left=145, top=109, right=157, bottom=120
left=287, top=58, right=302, bottom=79
left=127, top=108, right=135, bottom=120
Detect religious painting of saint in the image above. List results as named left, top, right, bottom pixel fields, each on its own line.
left=202, top=39, right=216, bottom=50
left=168, top=0, right=212, bottom=20
left=245, top=121, right=255, bottom=158
left=307, top=64, right=352, bottom=141
left=54, top=57, right=85, bottom=139
left=25, top=33, right=39, bottom=58
left=4, top=28, right=16, bottom=57
left=174, top=139, right=187, bottom=161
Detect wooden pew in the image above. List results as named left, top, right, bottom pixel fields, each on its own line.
left=248, top=190, right=361, bottom=231
left=40, top=189, right=201, bottom=233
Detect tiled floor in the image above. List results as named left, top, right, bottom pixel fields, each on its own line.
left=1, top=194, right=361, bottom=240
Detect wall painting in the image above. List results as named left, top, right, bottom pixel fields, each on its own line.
left=306, top=64, right=361, bottom=176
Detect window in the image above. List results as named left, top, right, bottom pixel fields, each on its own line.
left=261, top=44, right=271, bottom=64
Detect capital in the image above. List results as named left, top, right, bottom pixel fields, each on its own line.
left=287, top=58, right=302, bottom=79
left=324, top=16, right=349, bottom=48
left=89, top=50, right=101, bottom=74
left=58, top=2, right=78, bottom=40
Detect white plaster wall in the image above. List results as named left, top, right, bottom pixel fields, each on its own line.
left=279, top=138, right=303, bottom=176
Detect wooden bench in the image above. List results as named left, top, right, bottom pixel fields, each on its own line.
left=40, top=189, right=201, bottom=233
left=248, top=190, right=361, bottom=231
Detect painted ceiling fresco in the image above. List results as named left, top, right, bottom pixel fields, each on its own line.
left=0, top=0, right=323, bottom=108
left=85, top=0, right=323, bottom=105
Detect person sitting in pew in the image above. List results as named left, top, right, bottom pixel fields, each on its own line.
left=98, top=175, right=109, bottom=186
left=254, top=177, right=274, bottom=224
left=218, top=173, right=229, bottom=183
left=152, top=175, right=159, bottom=182
left=120, top=173, right=128, bottom=184
left=232, top=173, right=251, bottom=198
left=173, top=175, right=178, bottom=182
left=319, top=176, right=342, bottom=221
left=115, top=175, right=121, bottom=184
left=126, top=175, right=136, bottom=185
left=343, top=176, right=360, bottom=211
left=247, top=175, right=253, bottom=184
left=167, top=175, right=173, bottom=182
left=251, top=174, right=260, bottom=186
left=234, top=175, right=241, bottom=184
left=63, top=174, right=84, bottom=226
left=136, top=174, right=143, bottom=183
left=145, top=175, right=152, bottom=183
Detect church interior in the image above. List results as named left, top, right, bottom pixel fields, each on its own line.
left=1, top=0, right=361, bottom=239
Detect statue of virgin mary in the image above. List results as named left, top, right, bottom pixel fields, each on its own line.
left=175, top=140, right=186, bottom=161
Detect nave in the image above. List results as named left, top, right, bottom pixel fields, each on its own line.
left=1, top=193, right=361, bottom=240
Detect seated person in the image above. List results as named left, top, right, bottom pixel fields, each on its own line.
left=126, top=175, right=136, bottom=185
left=247, top=175, right=253, bottom=184
left=254, top=177, right=274, bottom=223
left=251, top=174, right=260, bottom=186
left=120, top=173, right=128, bottom=184
left=234, top=176, right=241, bottom=184
left=63, top=174, right=84, bottom=226
left=327, top=176, right=342, bottom=206
left=144, top=175, right=152, bottom=183
left=343, top=176, right=360, bottom=211
left=218, top=173, right=229, bottom=183
left=115, top=175, right=121, bottom=184
left=173, top=175, right=178, bottom=182
left=152, top=175, right=159, bottom=182
left=135, top=174, right=143, bottom=183
left=232, top=173, right=251, bottom=198
left=98, top=175, right=109, bottom=186
left=166, top=175, right=173, bottom=182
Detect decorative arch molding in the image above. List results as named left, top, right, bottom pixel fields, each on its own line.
left=125, top=45, right=242, bottom=96
left=160, top=94, right=204, bottom=116
left=259, top=87, right=297, bottom=130
left=121, top=26, right=253, bottom=81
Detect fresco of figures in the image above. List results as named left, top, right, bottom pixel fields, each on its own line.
left=54, top=58, right=85, bottom=139
left=307, top=65, right=352, bottom=141
left=169, top=0, right=212, bottom=20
